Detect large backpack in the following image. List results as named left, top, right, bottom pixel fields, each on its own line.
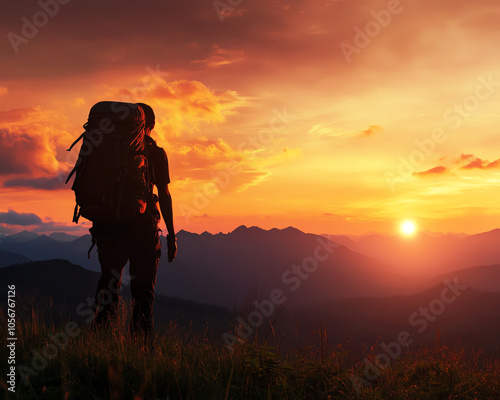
left=66, top=101, right=151, bottom=225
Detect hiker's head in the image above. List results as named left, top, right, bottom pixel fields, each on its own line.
left=137, top=103, right=155, bottom=133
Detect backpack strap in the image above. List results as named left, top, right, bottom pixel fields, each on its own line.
left=144, top=135, right=158, bottom=184
left=65, top=124, right=89, bottom=184
left=144, top=136, right=160, bottom=225
left=66, top=132, right=84, bottom=152
left=87, top=237, right=97, bottom=259
left=72, top=204, right=82, bottom=224
left=65, top=164, right=78, bottom=185
left=66, top=123, right=88, bottom=151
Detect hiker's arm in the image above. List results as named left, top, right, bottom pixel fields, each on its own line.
left=157, top=182, right=177, bottom=262
left=157, top=183, right=175, bottom=237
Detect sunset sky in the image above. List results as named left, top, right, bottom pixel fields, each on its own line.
left=1, top=0, right=500, bottom=236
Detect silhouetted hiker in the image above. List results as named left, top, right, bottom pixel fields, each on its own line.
left=66, top=101, right=177, bottom=339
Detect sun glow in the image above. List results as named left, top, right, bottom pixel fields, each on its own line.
left=400, top=220, right=417, bottom=236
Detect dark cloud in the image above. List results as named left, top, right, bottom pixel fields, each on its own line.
left=0, top=209, right=83, bottom=233
left=0, top=0, right=390, bottom=84
left=0, top=209, right=43, bottom=226
left=1, top=0, right=236, bottom=79
left=0, top=224, right=18, bottom=234
left=2, top=0, right=499, bottom=119
left=3, top=175, right=67, bottom=190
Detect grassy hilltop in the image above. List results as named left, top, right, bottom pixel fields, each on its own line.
left=1, top=298, right=500, bottom=400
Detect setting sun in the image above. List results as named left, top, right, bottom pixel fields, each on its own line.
left=400, top=220, right=417, bottom=236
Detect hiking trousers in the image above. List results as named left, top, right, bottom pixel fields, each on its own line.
left=91, top=223, right=161, bottom=337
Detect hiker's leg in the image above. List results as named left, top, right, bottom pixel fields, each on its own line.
left=93, top=234, right=128, bottom=328
left=129, top=225, right=161, bottom=337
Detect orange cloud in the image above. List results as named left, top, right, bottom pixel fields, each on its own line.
left=168, top=136, right=301, bottom=195
left=413, top=166, right=448, bottom=177
left=214, top=4, right=248, bottom=21
left=104, top=78, right=250, bottom=140
left=171, top=137, right=243, bottom=172
left=0, top=108, right=34, bottom=124
left=308, top=124, right=382, bottom=140
left=0, top=108, right=72, bottom=180
left=361, top=125, right=382, bottom=137
left=103, top=78, right=289, bottom=195
left=456, top=154, right=500, bottom=169
left=191, top=45, right=245, bottom=68
left=454, top=153, right=474, bottom=163
left=73, top=97, right=86, bottom=107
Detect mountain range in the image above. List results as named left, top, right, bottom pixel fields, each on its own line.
left=1, top=226, right=500, bottom=310
left=325, top=229, right=500, bottom=279
left=0, top=259, right=232, bottom=333
left=0, top=249, right=31, bottom=267
left=2, top=256, right=500, bottom=355
left=0, top=226, right=419, bottom=308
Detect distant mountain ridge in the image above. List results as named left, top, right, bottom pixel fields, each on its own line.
left=0, top=259, right=98, bottom=304
left=0, top=259, right=231, bottom=332
left=0, top=250, right=31, bottom=267
left=293, top=284, right=500, bottom=355
left=3, top=258, right=500, bottom=356
left=0, top=226, right=409, bottom=307
left=49, top=232, right=80, bottom=242
left=435, top=264, right=500, bottom=293
left=323, top=228, right=500, bottom=278
left=0, top=232, right=101, bottom=271
left=155, top=225, right=417, bottom=308
left=2, top=226, right=500, bottom=310
left=1, top=230, right=39, bottom=243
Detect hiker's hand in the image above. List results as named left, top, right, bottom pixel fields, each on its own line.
left=167, top=235, right=177, bottom=262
